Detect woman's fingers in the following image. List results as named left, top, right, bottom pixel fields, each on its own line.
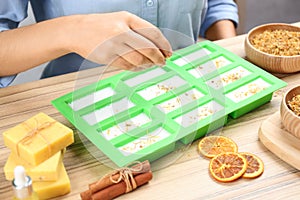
left=74, top=12, right=172, bottom=71
left=124, top=30, right=166, bottom=65
left=109, top=55, right=135, bottom=70
left=133, top=28, right=172, bottom=58
left=100, top=29, right=166, bottom=70
left=127, top=13, right=173, bottom=58
left=109, top=43, right=156, bottom=71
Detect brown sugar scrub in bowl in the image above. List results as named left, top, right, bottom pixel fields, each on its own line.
left=245, top=23, right=300, bottom=73
left=250, top=29, right=300, bottom=56
left=287, top=94, right=300, bottom=116
left=280, top=85, right=300, bottom=138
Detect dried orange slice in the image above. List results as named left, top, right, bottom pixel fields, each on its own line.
left=198, top=135, right=238, bottom=158
left=240, top=152, right=264, bottom=178
left=209, top=152, right=247, bottom=182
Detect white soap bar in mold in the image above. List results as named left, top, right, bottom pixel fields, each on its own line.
left=175, top=101, right=223, bottom=127
left=207, top=66, right=251, bottom=89
left=118, top=128, right=171, bottom=155
left=124, top=68, right=166, bottom=87
left=82, top=98, right=135, bottom=125
left=69, top=87, right=115, bottom=111
left=173, top=48, right=211, bottom=66
left=137, top=76, right=186, bottom=101
left=101, top=113, right=151, bottom=140
left=226, top=78, right=271, bottom=103
left=157, top=89, right=204, bottom=113
left=188, top=56, right=232, bottom=78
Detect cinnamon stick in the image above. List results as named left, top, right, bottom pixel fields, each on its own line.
left=80, top=189, right=93, bottom=200
left=91, top=172, right=152, bottom=200
left=80, top=161, right=152, bottom=200
left=89, top=160, right=150, bottom=193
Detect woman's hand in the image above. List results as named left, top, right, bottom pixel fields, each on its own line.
left=68, top=11, right=172, bottom=71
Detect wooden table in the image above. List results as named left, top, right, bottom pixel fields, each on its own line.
left=1, top=24, right=300, bottom=199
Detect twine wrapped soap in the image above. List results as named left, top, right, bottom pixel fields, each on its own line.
left=3, top=112, right=74, bottom=166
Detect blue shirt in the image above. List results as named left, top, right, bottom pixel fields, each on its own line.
left=0, top=0, right=238, bottom=87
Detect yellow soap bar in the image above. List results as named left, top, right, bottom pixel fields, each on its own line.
left=4, top=150, right=63, bottom=181
left=3, top=112, right=74, bottom=166
left=33, top=162, right=71, bottom=200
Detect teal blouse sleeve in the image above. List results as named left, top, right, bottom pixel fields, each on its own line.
left=0, top=0, right=29, bottom=31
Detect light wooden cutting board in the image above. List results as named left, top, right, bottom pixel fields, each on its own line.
left=259, top=111, right=300, bottom=170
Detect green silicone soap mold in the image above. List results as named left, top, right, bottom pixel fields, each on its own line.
left=52, top=41, right=286, bottom=167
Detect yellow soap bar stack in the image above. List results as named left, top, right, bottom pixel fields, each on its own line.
left=2, top=112, right=74, bottom=199
left=4, top=150, right=63, bottom=181
left=3, top=112, right=74, bottom=166
left=33, top=162, right=71, bottom=200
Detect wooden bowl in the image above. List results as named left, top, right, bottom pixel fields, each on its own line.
left=280, top=85, right=300, bottom=138
left=245, top=23, right=300, bottom=73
